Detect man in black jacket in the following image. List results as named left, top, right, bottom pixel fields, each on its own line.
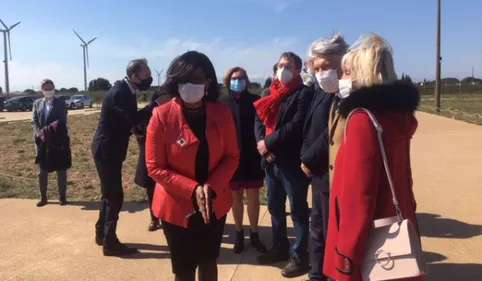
left=300, top=33, right=348, bottom=281
left=254, top=52, right=314, bottom=278
left=91, top=58, right=153, bottom=256
left=260, top=63, right=278, bottom=97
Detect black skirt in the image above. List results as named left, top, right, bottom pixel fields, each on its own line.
left=162, top=213, right=226, bottom=274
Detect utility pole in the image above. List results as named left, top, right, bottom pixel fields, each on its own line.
left=472, top=66, right=474, bottom=84
left=435, top=0, right=442, bottom=112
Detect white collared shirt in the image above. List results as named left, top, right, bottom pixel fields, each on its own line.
left=124, top=78, right=137, bottom=95
left=44, top=98, right=53, bottom=122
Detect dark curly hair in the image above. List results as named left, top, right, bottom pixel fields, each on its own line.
left=161, top=51, right=220, bottom=102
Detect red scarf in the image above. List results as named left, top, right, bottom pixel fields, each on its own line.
left=254, top=75, right=303, bottom=136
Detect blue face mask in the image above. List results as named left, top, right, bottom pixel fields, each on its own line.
left=230, top=79, right=247, bottom=93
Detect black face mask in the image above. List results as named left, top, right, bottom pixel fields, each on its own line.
left=136, top=76, right=153, bottom=91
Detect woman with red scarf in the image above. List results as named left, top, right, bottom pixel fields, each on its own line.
left=254, top=52, right=314, bottom=278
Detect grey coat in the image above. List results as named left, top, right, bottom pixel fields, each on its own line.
left=31, top=97, right=68, bottom=146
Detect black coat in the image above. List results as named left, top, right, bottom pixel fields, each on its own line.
left=254, top=84, right=314, bottom=169
left=91, top=80, right=151, bottom=163
left=220, top=92, right=265, bottom=182
left=134, top=91, right=164, bottom=188
left=300, top=83, right=336, bottom=191
left=35, top=120, right=72, bottom=172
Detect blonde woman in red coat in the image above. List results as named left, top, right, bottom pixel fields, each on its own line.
left=323, top=33, right=424, bottom=281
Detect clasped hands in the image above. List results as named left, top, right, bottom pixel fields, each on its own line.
left=257, top=140, right=276, bottom=163
left=194, top=184, right=214, bottom=224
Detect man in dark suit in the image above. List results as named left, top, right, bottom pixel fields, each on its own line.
left=260, top=63, right=279, bottom=97
left=91, top=58, right=153, bottom=256
left=254, top=52, right=314, bottom=278
left=32, top=79, right=69, bottom=207
left=133, top=87, right=171, bottom=232
left=300, top=33, right=348, bottom=281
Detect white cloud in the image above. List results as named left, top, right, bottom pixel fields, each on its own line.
left=0, top=36, right=300, bottom=92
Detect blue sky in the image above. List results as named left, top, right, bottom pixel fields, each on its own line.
left=1, top=0, right=481, bottom=91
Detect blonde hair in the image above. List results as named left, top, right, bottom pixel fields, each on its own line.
left=342, top=33, right=397, bottom=87
left=223, top=66, right=250, bottom=88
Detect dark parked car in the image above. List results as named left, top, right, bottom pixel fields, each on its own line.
left=3, top=96, right=35, bottom=112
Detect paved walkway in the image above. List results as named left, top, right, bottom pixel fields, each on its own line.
left=1, top=112, right=481, bottom=281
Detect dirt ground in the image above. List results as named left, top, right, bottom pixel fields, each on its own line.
left=0, top=112, right=481, bottom=281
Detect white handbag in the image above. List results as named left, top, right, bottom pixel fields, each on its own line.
left=344, top=108, right=427, bottom=281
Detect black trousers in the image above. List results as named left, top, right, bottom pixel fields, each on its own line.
left=146, top=185, right=157, bottom=222
left=309, top=180, right=330, bottom=281
left=94, top=156, right=124, bottom=247
left=162, top=213, right=226, bottom=274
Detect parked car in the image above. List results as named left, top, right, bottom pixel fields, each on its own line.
left=3, top=96, right=35, bottom=112
left=65, top=94, right=93, bottom=109
left=57, top=95, right=70, bottom=103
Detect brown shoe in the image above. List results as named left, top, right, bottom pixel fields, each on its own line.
left=148, top=220, right=161, bottom=232
left=281, top=257, right=311, bottom=278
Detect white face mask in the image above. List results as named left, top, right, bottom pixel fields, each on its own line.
left=338, top=79, right=353, bottom=98
left=178, top=83, right=205, bottom=104
left=276, top=67, right=293, bottom=84
left=43, top=90, right=55, bottom=99
left=315, top=69, right=339, bottom=93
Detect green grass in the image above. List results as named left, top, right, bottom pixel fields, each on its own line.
left=0, top=112, right=267, bottom=204
left=420, top=94, right=482, bottom=124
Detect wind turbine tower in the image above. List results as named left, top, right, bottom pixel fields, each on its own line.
left=0, top=19, right=20, bottom=95
left=73, top=30, right=97, bottom=92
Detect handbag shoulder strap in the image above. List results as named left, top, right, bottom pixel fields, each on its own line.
left=344, top=108, right=404, bottom=222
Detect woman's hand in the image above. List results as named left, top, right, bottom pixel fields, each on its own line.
left=194, top=185, right=213, bottom=224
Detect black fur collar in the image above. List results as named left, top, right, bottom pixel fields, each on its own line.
left=338, top=81, right=420, bottom=118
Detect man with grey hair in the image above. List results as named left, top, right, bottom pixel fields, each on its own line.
left=300, top=32, right=348, bottom=281
left=91, top=58, right=153, bottom=256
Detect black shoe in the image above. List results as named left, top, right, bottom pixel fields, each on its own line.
left=233, top=229, right=244, bottom=254
left=281, top=257, right=311, bottom=278
left=256, top=249, right=290, bottom=265
left=59, top=199, right=67, bottom=206
left=103, top=241, right=138, bottom=256
left=36, top=198, right=47, bottom=207
left=95, top=236, right=104, bottom=246
left=250, top=230, right=267, bottom=253
left=148, top=220, right=161, bottom=232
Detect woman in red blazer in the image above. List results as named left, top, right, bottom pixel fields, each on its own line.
left=323, top=34, right=424, bottom=281
left=145, top=51, right=239, bottom=281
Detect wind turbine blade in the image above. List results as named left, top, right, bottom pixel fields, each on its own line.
left=9, top=22, right=20, bottom=30
left=155, top=69, right=160, bottom=75
left=0, top=19, right=7, bottom=29
left=7, top=31, right=12, bottom=60
left=73, top=29, right=87, bottom=44
left=87, top=37, right=97, bottom=44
